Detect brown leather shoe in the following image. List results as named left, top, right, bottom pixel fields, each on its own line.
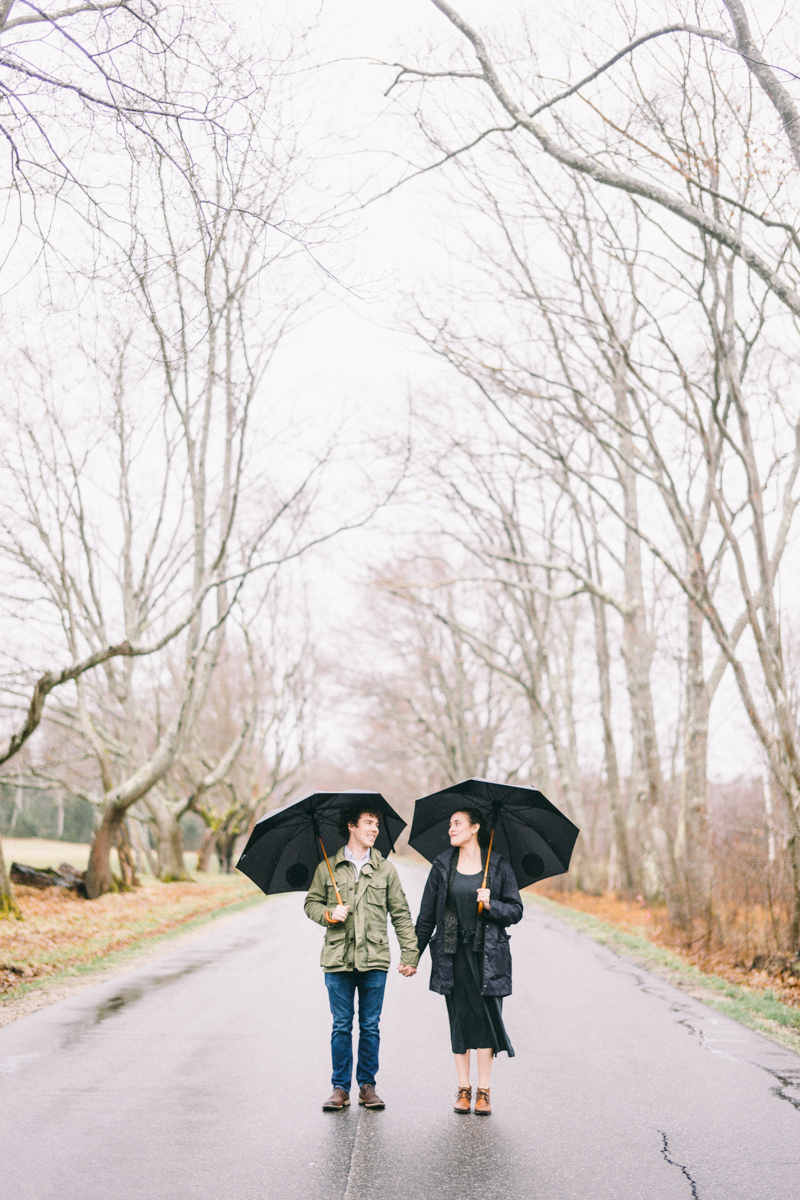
left=322, top=1088, right=350, bottom=1111
left=453, top=1086, right=472, bottom=1114
left=474, top=1087, right=492, bottom=1115
left=358, top=1083, right=385, bottom=1109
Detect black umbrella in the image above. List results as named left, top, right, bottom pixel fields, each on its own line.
left=408, top=777, right=579, bottom=902
left=236, top=789, right=407, bottom=899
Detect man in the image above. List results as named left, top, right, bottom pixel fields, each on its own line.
left=304, top=801, right=418, bottom=1111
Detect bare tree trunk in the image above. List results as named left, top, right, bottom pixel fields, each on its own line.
left=150, top=808, right=191, bottom=883
left=85, top=805, right=126, bottom=899
left=129, top=814, right=158, bottom=877
left=676, top=582, right=712, bottom=939
left=591, top=591, right=634, bottom=894
left=216, top=829, right=238, bottom=874
left=531, top=699, right=551, bottom=794
left=116, top=822, right=140, bottom=889
left=196, top=827, right=218, bottom=873
left=614, top=364, right=676, bottom=908
left=0, top=842, right=21, bottom=919
left=784, top=785, right=800, bottom=951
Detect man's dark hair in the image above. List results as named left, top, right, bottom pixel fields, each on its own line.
left=338, top=802, right=382, bottom=841
left=454, top=806, right=491, bottom=848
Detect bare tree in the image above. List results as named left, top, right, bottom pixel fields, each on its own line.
left=394, top=52, right=800, bottom=938
left=0, top=2, right=267, bottom=918
left=0, top=74, right=335, bottom=898
left=363, top=560, right=522, bottom=792
left=187, top=599, right=318, bottom=874
left=0, top=2, right=250, bottom=265
left=387, top=0, right=800, bottom=317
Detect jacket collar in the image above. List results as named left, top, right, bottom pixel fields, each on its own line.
left=333, top=845, right=384, bottom=871
left=436, top=846, right=495, bottom=880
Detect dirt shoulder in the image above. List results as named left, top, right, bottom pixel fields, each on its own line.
left=527, top=889, right=800, bottom=1055
left=0, top=874, right=264, bottom=1028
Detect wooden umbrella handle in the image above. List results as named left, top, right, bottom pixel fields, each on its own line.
left=477, top=827, right=494, bottom=914
left=319, top=836, right=344, bottom=910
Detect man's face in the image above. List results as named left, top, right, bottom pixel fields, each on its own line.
left=350, top=812, right=380, bottom=846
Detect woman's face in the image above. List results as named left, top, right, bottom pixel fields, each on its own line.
left=449, top=811, right=480, bottom=848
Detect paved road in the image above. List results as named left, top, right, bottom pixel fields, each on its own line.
left=2, top=862, right=800, bottom=1200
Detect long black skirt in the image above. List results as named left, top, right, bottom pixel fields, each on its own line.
left=444, top=940, right=515, bottom=1057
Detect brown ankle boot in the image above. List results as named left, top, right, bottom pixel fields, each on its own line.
left=474, top=1087, right=491, bottom=1115
left=358, top=1083, right=385, bottom=1109
left=322, top=1087, right=350, bottom=1111
left=453, top=1086, right=472, bottom=1114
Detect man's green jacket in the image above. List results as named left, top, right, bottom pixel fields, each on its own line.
left=304, top=846, right=420, bottom=973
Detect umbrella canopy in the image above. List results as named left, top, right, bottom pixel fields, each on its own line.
left=408, top=777, right=579, bottom=888
left=236, top=789, right=407, bottom=896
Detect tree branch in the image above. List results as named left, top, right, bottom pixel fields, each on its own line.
left=4, top=2, right=130, bottom=31
left=427, top=0, right=800, bottom=317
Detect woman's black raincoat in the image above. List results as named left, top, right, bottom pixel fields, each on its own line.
left=415, top=849, right=523, bottom=997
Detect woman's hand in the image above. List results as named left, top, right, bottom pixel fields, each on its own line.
left=476, top=887, right=491, bottom=911
left=397, top=964, right=417, bottom=977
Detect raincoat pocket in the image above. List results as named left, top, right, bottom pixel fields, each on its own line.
left=320, top=925, right=347, bottom=970
left=365, top=928, right=390, bottom=970
left=365, top=881, right=387, bottom=909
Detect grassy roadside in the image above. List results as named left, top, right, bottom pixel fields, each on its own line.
left=0, top=873, right=265, bottom=1008
left=526, top=892, right=800, bottom=1055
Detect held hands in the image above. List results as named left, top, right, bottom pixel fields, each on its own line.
left=327, top=903, right=350, bottom=924
left=476, top=887, right=491, bottom=911
left=397, top=964, right=417, bottom=977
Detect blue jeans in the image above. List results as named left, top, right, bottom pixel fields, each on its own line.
left=324, top=969, right=387, bottom=1093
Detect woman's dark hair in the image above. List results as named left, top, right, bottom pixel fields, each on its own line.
left=453, top=806, right=490, bottom=848
left=338, top=803, right=381, bottom=841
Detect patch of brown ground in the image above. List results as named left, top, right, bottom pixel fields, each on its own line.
left=0, top=874, right=259, bottom=1001
left=530, top=884, right=800, bottom=1009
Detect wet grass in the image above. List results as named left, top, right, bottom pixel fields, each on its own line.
left=527, top=892, right=800, bottom=1055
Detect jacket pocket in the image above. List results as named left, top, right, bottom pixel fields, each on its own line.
left=320, top=926, right=347, bottom=970
left=365, top=928, right=390, bottom=969
left=365, top=880, right=388, bottom=908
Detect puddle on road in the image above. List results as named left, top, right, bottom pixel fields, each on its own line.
left=63, top=924, right=267, bottom=1044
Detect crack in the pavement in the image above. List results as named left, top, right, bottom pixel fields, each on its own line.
left=672, top=1014, right=800, bottom=1115
left=674, top=1016, right=739, bottom=1062
left=659, top=1131, right=700, bottom=1198
left=604, top=946, right=800, bottom=1118
left=766, top=1069, right=800, bottom=1112
left=341, top=1104, right=364, bottom=1200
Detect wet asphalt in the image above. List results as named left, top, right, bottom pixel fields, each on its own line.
left=1, top=861, right=800, bottom=1200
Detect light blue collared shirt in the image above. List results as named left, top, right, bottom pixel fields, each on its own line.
left=344, top=844, right=371, bottom=880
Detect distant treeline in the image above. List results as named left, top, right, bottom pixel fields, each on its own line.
left=0, top=787, right=95, bottom=843
left=0, top=787, right=204, bottom=851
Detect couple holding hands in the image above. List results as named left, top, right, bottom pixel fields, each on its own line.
left=304, top=799, right=523, bottom=1117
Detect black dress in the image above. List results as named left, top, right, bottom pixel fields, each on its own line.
left=445, top=869, right=515, bottom=1057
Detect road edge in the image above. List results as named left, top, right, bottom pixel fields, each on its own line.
left=526, top=892, right=800, bottom=1054
left=0, top=891, right=268, bottom=1027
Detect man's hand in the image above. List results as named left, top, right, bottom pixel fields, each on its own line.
left=476, top=888, right=491, bottom=911
left=397, top=964, right=417, bottom=977
left=327, top=904, right=350, bottom=924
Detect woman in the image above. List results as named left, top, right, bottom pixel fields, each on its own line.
left=415, top=808, right=523, bottom=1115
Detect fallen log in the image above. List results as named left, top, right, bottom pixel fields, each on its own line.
left=10, top=862, right=86, bottom=894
